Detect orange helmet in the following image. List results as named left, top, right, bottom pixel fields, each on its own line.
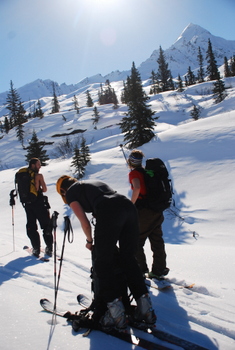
left=56, top=175, right=71, bottom=204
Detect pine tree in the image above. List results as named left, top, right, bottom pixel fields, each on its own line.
left=4, top=116, right=10, bottom=134
left=6, top=80, right=21, bottom=127
left=72, top=95, right=79, bottom=114
left=80, top=136, right=91, bottom=166
left=212, top=72, right=227, bottom=104
left=186, top=66, right=196, bottom=85
left=230, top=56, right=235, bottom=76
left=197, top=46, right=204, bottom=83
left=71, top=147, right=85, bottom=179
left=206, top=39, right=219, bottom=81
left=168, top=73, right=175, bottom=91
left=149, top=70, right=160, bottom=94
left=71, top=137, right=90, bottom=179
left=156, top=46, right=172, bottom=92
left=25, top=130, right=49, bottom=165
left=224, top=56, right=231, bottom=77
left=36, top=99, right=44, bottom=118
left=86, top=90, right=94, bottom=107
left=51, top=82, right=60, bottom=113
left=98, top=80, right=118, bottom=105
left=121, top=78, right=131, bottom=104
left=15, top=102, right=27, bottom=144
left=119, top=62, right=155, bottom=149
left=190, top=104, right=202, bottom=121
left=177, top=74, right=184, bottom=92
left=92, top=106, right=100, bottom=128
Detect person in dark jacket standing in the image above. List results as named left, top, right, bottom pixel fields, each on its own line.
left=23, top=158, right=53, bottom=257
left=128, top=150, right=169, bottom=280
left=56, top=175, right=156, bottom=330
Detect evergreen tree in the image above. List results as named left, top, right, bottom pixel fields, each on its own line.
left=71, top=137, right=90, bottom=179
left=25, top=130, right=49, bottom=165
left=51, top=82, right=60, bottom=113
left=149, top=70, right=160, bottom=94
left=6, top=80, right=21, bottom=127
left=224, top=56, right=231, bottom=77
left=190, top=104, right=202, bottom=121
left=92, top=106, right=100, bottom=128
left=230, top=56, right=235, bottom=76
left=206, top=39, right=219, bottom=81
left=15, top=102, right=27, bottom=144
left=121, top=78, right=131, bottom=104
left=197, top=46, right=204, bottom=83
left=212, top=73, right=227, bottom=104
left=186, top=66, right=196, bottom=85
left=98, top=80, right=118, bottom=105
left=168, top=73, right=175, bottom=91
left=80, top=136, right=91, bottom=166
left=71, top=147, right=85, bottom=179
left=86, top=90, right=94, bottom=107
left=177, top=74, right=184, bottom=92
left=72, top=95, right=79, bottom=114
left=119, top=62, right=155, bottom=149
left=36, top=99, right=44, bottom=118
left=156, top=46, right=172, bottom=91
left=4, top=116, right=10, bottom=134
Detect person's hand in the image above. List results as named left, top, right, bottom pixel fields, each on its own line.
left=86, top=242, right=93, bottom=251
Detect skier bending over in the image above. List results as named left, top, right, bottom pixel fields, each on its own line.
left=56, top=175, right=156, bottom=330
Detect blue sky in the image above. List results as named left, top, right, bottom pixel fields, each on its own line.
left=0, top=0, right=235, bottom=93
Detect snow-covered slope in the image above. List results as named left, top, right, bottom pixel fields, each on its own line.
left=0, top=75, right=235, bottom=349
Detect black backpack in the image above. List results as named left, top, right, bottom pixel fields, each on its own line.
left=136, top=158, right=173, bottom=212
left=15, top=167, right=38, bottom=204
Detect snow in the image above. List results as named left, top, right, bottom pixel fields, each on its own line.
left=1, top=77, right=235, bottom=350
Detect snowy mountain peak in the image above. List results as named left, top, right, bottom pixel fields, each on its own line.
left=176, top=23, right=212, bottom=43
left=138, top=23, right=235, bottom=80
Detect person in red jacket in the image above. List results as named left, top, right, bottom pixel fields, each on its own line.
left=128, top=150, right=169, bottom=280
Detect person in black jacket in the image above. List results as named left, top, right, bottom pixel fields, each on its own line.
left=56, top=175, right=156, bottom=330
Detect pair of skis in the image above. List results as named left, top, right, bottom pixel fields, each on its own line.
left=40, top=295, right=207, bottom=350
left=145, top=277, right=195, bottom=291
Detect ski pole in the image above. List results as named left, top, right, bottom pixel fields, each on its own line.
left=9, top=190, right=17, bottom=252
left=119, top=144, right=128, bottom=164
left=51, top=211, right=59, bottom=312
left=55, top=216, right=73, bottom=298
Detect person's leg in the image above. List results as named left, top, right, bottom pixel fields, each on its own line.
left=148, top=212, right=168, bottom=276
left=24, top=204, right=40, bottom=253
left=35, top=196, right=53, bottom=251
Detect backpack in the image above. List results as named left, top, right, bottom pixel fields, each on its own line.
left=136, top=158, right=173, bottom=212
left=15, top=167, right=38, bottom=204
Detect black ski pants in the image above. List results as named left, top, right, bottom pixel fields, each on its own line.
left=93, top=194, right=148, bottom=303
left=136, top=208, right=167, bottom=276
left=24, top=195, right=53, bottom=250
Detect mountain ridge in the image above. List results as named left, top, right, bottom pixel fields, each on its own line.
left=0, top=23, right=234, bottom=116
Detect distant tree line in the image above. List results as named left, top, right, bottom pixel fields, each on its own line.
left=1, top=37, right=231, bottom=154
